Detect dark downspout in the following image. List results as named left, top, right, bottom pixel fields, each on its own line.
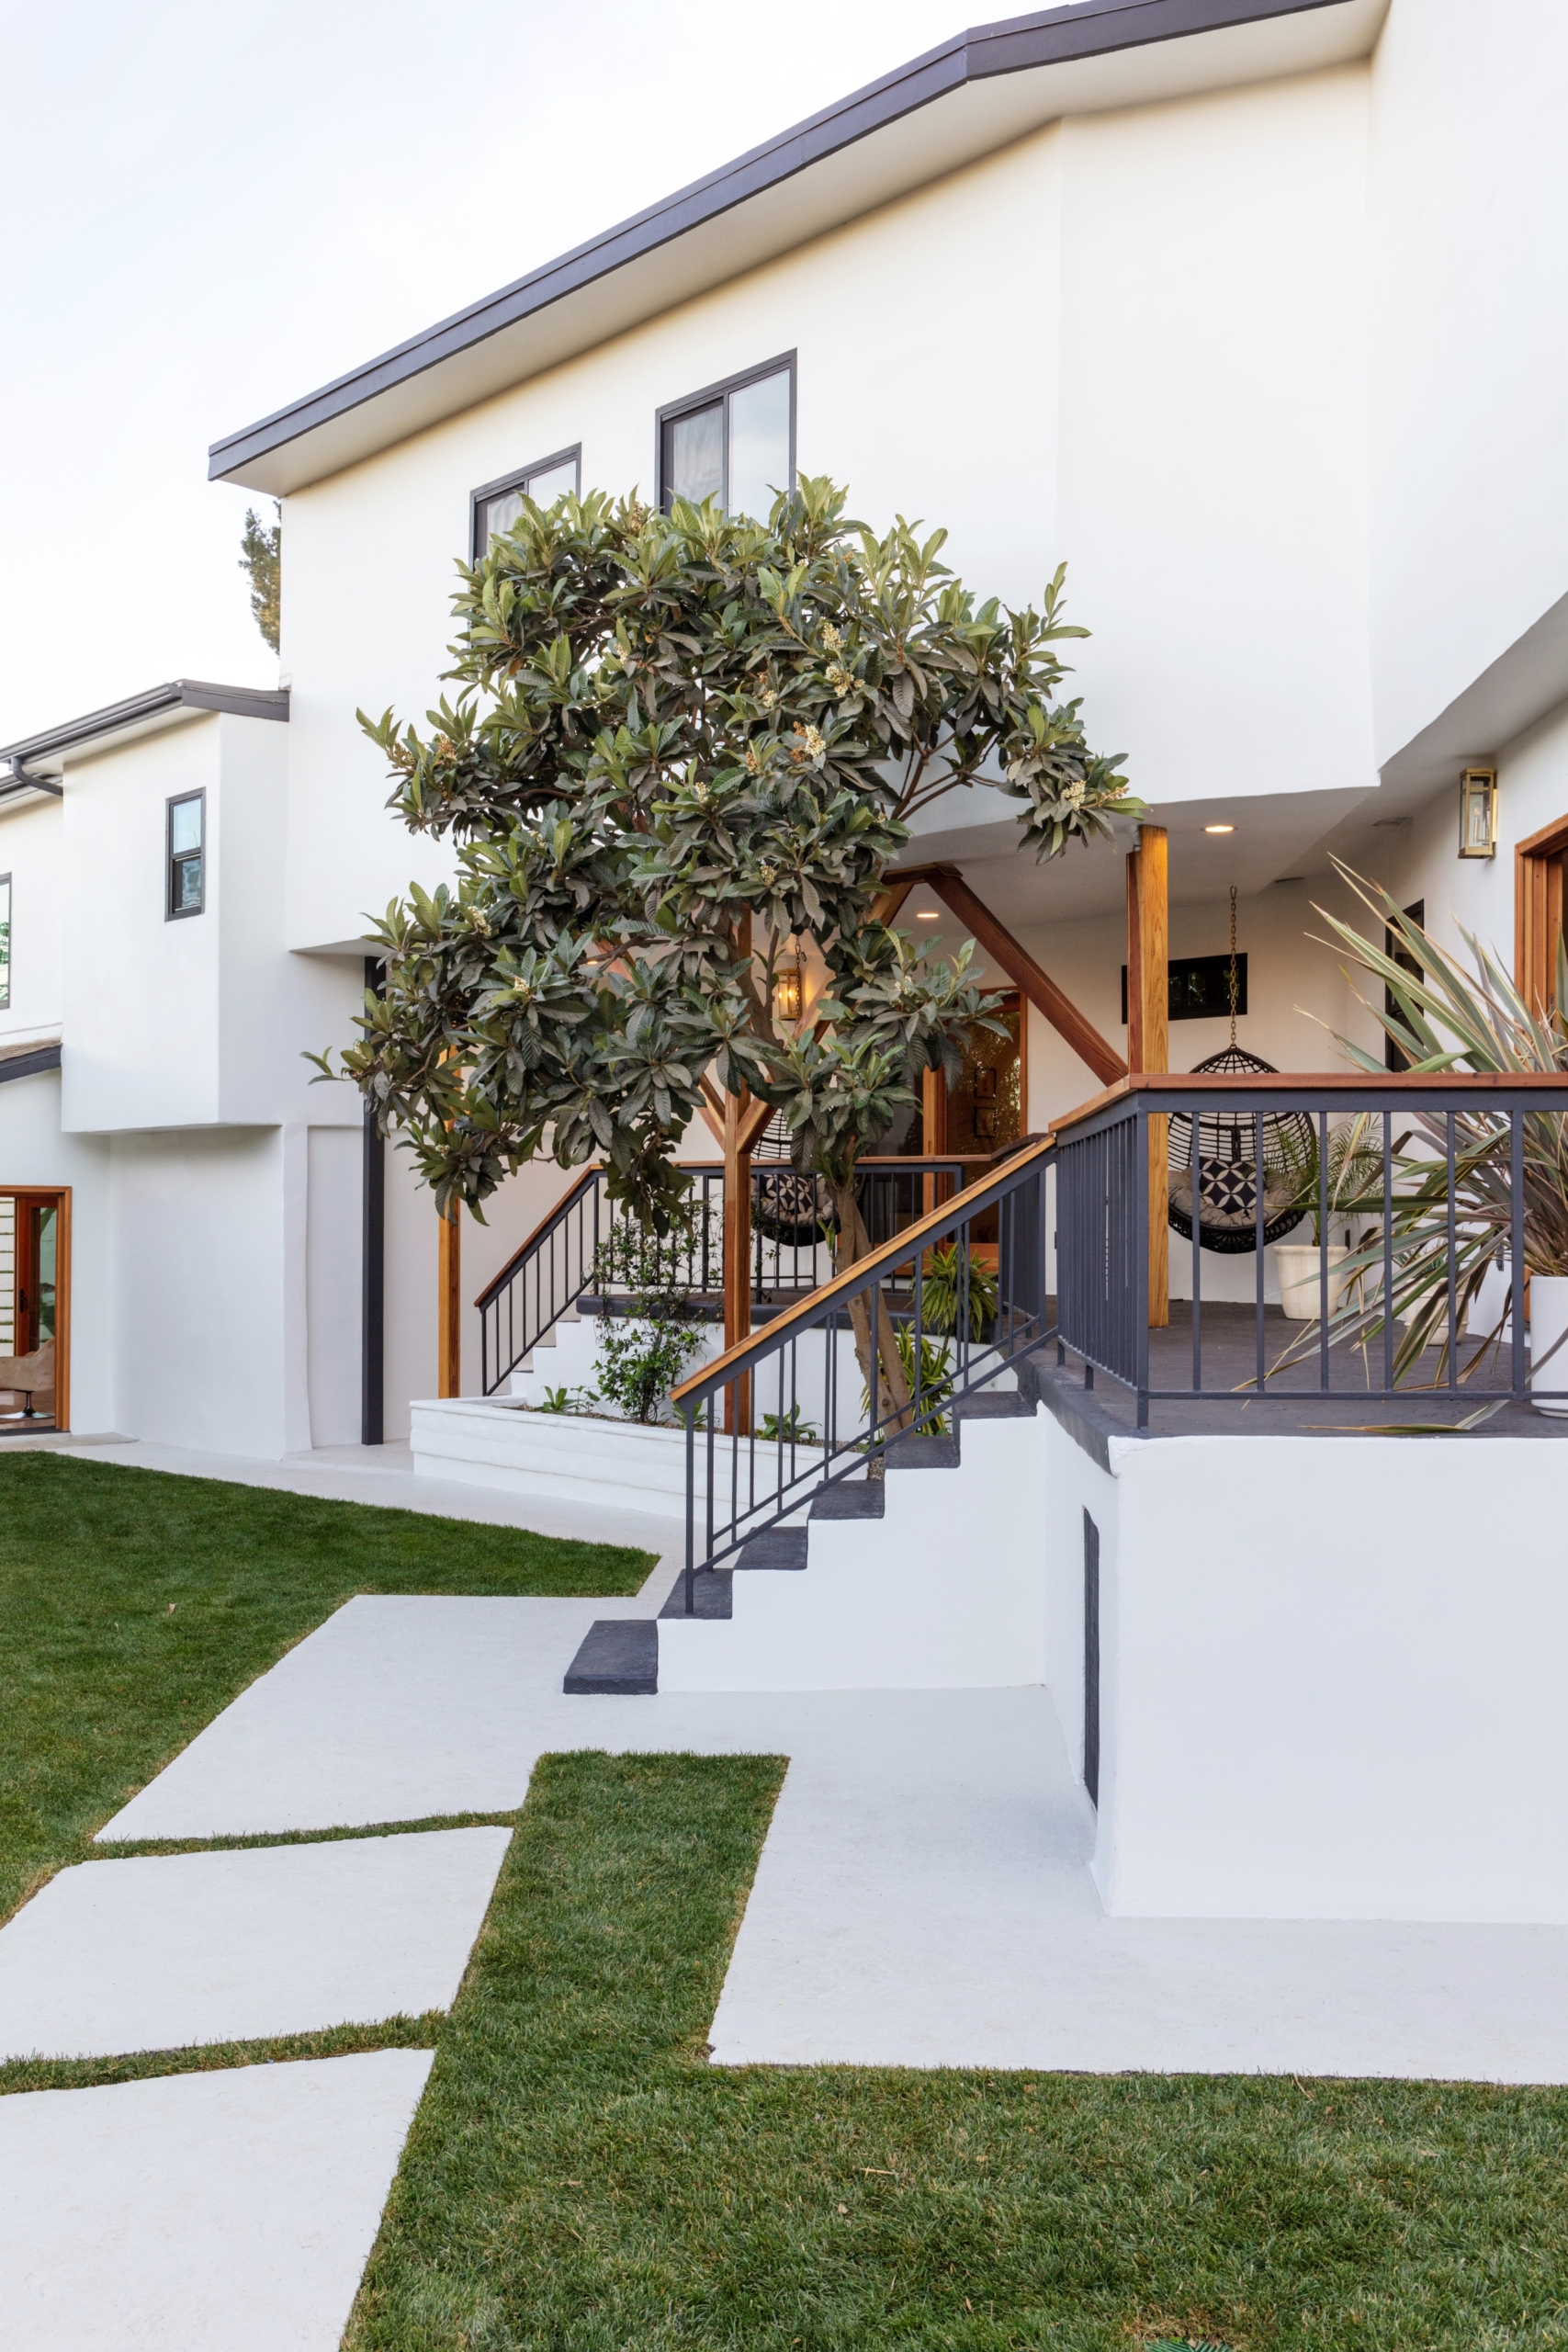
left=361, top=956, right=385, bottom=1445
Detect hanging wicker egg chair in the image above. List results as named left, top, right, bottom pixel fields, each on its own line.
left=750, top=1108, right=837, bottom=1248
left=1165, top=1044, right=1314, bottom=1254
left=1163, top=888, right=1314, bottom=1255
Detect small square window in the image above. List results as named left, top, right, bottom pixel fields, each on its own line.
left=0, top=872, right=10, bottom=1009
left=657, top=355, right=795, bottom=519
left=470, top=446, right=581, bottom=561
left=166, top=791, right=205, bottom=920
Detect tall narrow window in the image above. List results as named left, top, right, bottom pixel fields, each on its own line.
left=470, top=445, right=581, bottom=561
left=166, top=791, right=205, bottom=919
left=0, top=874, right=10, bottom=1008
left=658, top=355, right=795, bottom=518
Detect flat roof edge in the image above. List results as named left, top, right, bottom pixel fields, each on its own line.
left=208, top=0, right=1355, bottom=484
left=0, top=681, right=289, bottom=769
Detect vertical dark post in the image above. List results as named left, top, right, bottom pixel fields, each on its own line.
left=360, top=956, right=385, bottom=1447
left=1082, top=1508, right=1100, bottom=1807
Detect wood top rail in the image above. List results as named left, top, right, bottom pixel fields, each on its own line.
left=1048, top=1067, right=1568, bottom=1141
left=671, top=1133, right=1056, bottom=1404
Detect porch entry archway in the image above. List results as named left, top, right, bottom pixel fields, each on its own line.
left=0, top=1187, right=70, bottom=1432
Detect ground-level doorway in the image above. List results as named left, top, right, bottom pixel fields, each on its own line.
left=0, top=1187, right=69, bottom=1432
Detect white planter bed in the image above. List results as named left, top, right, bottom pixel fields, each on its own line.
left=411, top=1396, right=694, bottom=1512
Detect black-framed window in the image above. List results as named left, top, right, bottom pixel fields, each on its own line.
left=657, top=353, right=795, bottom=517
left=1384, top=900, right=1425, bottom=1072
left=469, top=445, right=581, bottom=561
left=166, top=791, right=205, bottom=920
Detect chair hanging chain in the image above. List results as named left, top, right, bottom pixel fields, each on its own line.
left=1228, top=885, right=1239, bottom=1049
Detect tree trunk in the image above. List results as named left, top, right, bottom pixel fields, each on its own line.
left=829, top=1175, right=913, bottom=1468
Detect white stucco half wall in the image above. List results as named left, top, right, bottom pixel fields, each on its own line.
left=1064, top=1419, right=1568, bottom=1924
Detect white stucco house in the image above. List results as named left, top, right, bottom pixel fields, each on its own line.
left=6, top=0, right=1568, bottom=1925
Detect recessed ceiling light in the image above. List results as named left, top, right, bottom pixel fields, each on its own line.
left=916, top=909, right=939, bottom=919
left=1204, top=823, right=1235, bottom=834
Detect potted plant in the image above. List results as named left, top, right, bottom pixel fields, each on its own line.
left=919, top=1241, right=1001, bottom=1341
left=1269, top=1114, right=1386, bottom=1320
left=1299, top=869, right=1568, bottom=1407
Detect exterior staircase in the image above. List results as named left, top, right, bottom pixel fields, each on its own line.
left=563, top=1376, right=1050, bottom=1696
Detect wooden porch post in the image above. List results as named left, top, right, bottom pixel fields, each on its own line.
left=1127, top=824, right=1169, bottom=1329
left=920, top=1064, right=949, bottom=1216
left=437, top=1202, right=462, bottom=1396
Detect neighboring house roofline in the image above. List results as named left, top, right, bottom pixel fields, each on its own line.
left=0, top=680, right=289, bottom=793
left=209, top=0, right=1382, bottom=496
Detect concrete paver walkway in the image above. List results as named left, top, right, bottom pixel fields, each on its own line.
left=0, top=2051, right=434, bottom=2352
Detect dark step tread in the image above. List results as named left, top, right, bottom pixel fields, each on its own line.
left=658, top=1567, right=733, bottom=1620
left=809, top=1480, right=886, bottom=1521
left=886, top=1434, right=961, bottom=1470
left=563, top=1618, right=658, bottom=1694
left=736, top=1528, right=809, bottom=1571
left=953, top=1390, right=1032, bottom=1420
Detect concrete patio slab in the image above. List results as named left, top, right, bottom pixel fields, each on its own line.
left=94, top=1591, right=1568, bottom=2080
left=0, top=2048, right=432, bottom=2351
left=0, top=1828, right=510, bottom=2061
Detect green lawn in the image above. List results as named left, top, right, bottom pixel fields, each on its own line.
left=343, top=1754, right=1568, bottom=2352
left=0, top=1451, right=654, bottom=1925
left=5, top=1454, right=1567, bottom=2348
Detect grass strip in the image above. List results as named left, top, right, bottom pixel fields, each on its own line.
left=347, top=1753, right=1568, bottom=2352
left=0, top=1452, right=654, bottom=1926
left=0, top=2016, right=441, bottom=2098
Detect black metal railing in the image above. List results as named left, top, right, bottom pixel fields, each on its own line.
left=476, top=1154, right=1000, bottom=1396
left=670, top=1137, right=1054, bottom=1604
left=1053, top=1073, right=1568, bottom=1428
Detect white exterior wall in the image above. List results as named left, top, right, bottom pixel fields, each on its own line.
left=0, top=793, right=64, bottom=1050
left=1088, top=1428, right=1568, bottom=1924
left=278, top=64, right=1375, bottom=954
left=1370, top=0, right=1568, bottom=765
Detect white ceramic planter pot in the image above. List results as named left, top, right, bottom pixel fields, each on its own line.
left=1529, top=1273, right=1568, bottom=1414
left=1272, top=1242, right=1351, bottom=1321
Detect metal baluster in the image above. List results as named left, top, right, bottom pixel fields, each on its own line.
left=1318, top=1108, right=1330, bottom=1393
left=1383, top=1110, right=1393, bottom=1396
left=1254, top=1108, right=1266, bottom=1396
left=1512, top=1110, right=1527, bottom=1401
left=1446, top=1109, right=1458, bottom=1392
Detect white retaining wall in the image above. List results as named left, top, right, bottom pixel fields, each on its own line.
left=1044, top=1414, right=1568, bottom=1924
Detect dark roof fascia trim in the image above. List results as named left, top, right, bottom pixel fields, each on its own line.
left=0, top=681, right=289, bottom=770
left=0, top=1043, right=62, bottom=1086
left=209, top=0, right=1356, bottom=483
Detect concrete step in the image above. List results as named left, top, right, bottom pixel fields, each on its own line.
left=561, top=1619, right=658, bottom=1694
left=886, top=1434, right=961, bottom=1471
left=953, top=1390, right=1033, bottom=1420
left=737, top=1527, right=809, bottom=1571
left=808, top=1480, right=886, bottom=1521
left=658, top=1568, right=733, bottom=1621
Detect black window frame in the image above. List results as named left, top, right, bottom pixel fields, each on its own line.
left=468, top=444, right=582, bottom=563
left=165, top=789, right=206, bottom=922
left=655, top=351, right=796, bottom=514
left=0, top=870, right=10, bottom=1010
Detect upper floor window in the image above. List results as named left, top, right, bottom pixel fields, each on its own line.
left=658, top=354, right=795, bottom=519
left=0, top=873, right=9, bottom=1008
left=166, top=791, right=205, bottom=920
left=470, top=445, right=581, bottom=561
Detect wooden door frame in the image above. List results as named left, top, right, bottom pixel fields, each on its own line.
left=0, top=1185, right=70, bottom=1430
left=1516, top=815, right=1568, bottom=1018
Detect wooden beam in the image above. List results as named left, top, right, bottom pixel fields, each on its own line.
left=1129, top=826, right=1169, bottom=1329
left=888, top=864, right=1126, bottom=1088
left=437, top=1203, right=462, bottom=1396
left=871, top=875, right=917, bottom=928
left=697, top=1077, right=727, bottom=1146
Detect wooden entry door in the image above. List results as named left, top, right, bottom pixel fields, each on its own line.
left=1516, top=817, right=1568, bottom=1019
left=0, top=1187, right=71, bottom=1429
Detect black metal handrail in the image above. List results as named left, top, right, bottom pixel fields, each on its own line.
left=476, top=1154, right=999, bottom=1396
left=1053, top=1071, right=1568, bottom=1428
left=670, top=1137, right=1055, bottom=1605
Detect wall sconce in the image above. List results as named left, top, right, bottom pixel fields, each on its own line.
left=1459, top=766, right=1498, bottom=859
left=774, top=954, right=803, bottom=1024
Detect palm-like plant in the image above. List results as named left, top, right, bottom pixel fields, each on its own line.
left=1295, top=865, right=1568, bottom=1384
left=1270, top=1112, right=1389, bottom=1247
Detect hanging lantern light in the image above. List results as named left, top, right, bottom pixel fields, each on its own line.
left=774, top=947, right=804, bottom=1024
left=1459, top=766, right=1498, bottom=859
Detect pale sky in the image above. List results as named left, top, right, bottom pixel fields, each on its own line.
left=0, top=0, right=998, bottom=747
